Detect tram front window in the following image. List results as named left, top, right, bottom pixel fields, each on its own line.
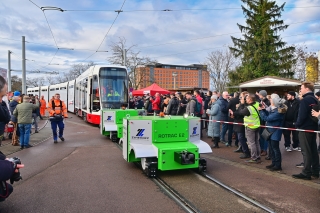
left=99, top=67, right=128, bottom=109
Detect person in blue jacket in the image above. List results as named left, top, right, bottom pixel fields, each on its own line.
left=259, top=97, right=287, bottom=171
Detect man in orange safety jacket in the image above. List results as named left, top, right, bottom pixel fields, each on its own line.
left=40, top=95, right=47, bottom=117
left=47, top=93, right=68, bottom=143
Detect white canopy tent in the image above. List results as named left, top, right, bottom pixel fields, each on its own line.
left=239, top=76, right=301, bottom=88
left=235, top=76, right=302, bottom=95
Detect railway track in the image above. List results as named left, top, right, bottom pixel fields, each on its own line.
left=201, top=172, right=275, bottom=213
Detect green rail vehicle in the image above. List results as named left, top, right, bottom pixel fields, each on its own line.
left=100, top=109, right=139, bottom=142
left=122, top=115, right=212, bottom=177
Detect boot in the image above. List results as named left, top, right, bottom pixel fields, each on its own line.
left=234, top=145, right=242, bottom=153
left=212, top=137, right=219, bottom=148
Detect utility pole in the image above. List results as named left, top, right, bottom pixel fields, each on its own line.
left=22, top=36, right=26, bottom=94
left=7, top=50, right=11, bottom=92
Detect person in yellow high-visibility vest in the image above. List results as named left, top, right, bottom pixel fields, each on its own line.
left=107, top=89, right=120, bottom=97
left=235, top=93, right=261, bottom=163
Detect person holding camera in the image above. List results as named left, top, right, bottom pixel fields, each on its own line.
left=47, top=93, right=68, bottom=144
left=235, top=94, right=261, bottom=163
left=0, top=151, right=24, bottom=202
left=229, top=91, right=251, bottom=159
left=13, top=96, right=38, bottom=149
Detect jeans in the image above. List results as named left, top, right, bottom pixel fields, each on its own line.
left=237, top=132, right=249, bottom=154
left=299, top=132, right=319, bottom=176
left=259, top=127, right=268, bottom=151
left=18, top=124, right=32, bottom=147
left=220, top=123, right=228, bottom=142
left=32, top=113, right=38, bottom=130
left=51, top=119, right=64, bottom=141
left=228, top=124, right=238, bottom=145
left=269, top=140, right=282, bottom=168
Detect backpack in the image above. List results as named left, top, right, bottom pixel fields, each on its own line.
left=192, top=98, right=201, bottom=115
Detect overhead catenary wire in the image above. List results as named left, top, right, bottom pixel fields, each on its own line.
left=62, top=5, right=320, bottom=12
left=82, top=0, right=127, bottom=62
left=1, top=17, right=319, bottom=52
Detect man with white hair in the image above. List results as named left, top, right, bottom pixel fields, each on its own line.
left=217, top=91, right=229, bottom=144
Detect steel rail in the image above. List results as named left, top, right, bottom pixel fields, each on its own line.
left=115, top=143, right=199, bottom=213
left=202, top=172, right=275, bottom=213
left=152, top=177, right=200, bottom=213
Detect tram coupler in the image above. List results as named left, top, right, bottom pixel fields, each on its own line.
left=174, top=150, right=195, bottom=165
left=145, top=162, right=158, bottom=178
left=199, top=158, right=207, bottom=173
left=110, top=132, right=118, bottom=142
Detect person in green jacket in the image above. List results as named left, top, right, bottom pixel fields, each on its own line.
left=13, top=96, right=38, bottom=150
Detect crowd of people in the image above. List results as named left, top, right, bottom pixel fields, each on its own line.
left=0, top=90, right=44, bottom=148
left=128, top=84, right=320, bottom=180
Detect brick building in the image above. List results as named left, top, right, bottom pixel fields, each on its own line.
left=135, top=63, right=209, bottom=90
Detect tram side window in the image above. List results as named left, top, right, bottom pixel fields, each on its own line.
left=75, top=84, right=80, bottom=107
left=92, top=75, right=100, bottom=111
left=82, top=79, right=87, bottom=110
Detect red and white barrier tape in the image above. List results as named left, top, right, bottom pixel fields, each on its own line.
left=200, top=118, right=320, bottom=133
left=140, top=111, right=319, bottom=133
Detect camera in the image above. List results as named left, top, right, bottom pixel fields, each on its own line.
left=7, top=157, right=22, bottom=184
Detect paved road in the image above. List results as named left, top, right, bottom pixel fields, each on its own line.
left=0, top=117, right=184, bottom=213
left=2, top=116, right=320, bottom=213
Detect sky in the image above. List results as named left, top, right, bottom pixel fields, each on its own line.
left=0, top=0, right=320, bottom=80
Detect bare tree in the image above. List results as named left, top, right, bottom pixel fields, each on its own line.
left=26, top=77, right=45, bottom=87
left=55, top=62, right=95, bottom=83
left=46, top=76, right=57, bottom=85
left=206, top=49, right=238, bottom=92
left=11, top=75, right=22, bottom=92
left=108, top=37, right=157, bottom=89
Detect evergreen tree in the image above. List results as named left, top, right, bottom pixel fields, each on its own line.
left=229, top=0, right=295, bottom=84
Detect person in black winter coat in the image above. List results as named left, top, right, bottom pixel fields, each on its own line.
left=227, top=92, right=240, bottom=147
left=292, top=82, right=319, bottom=180
left=231, top=92, right=250, bottom=158
left=166, top=94, right=179, bottom=115
left=217, top=92, right=229, bottom=143
left=0, top=151, right=15, bottom=201
left=135, top=97, right=144, bottom=109
left=283, top=91, right=300, bottom=151
left=177, top=94, right=187, bottom=115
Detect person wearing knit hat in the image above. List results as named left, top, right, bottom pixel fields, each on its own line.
left=283, top=91, right=300, bottom=152
left=259, top=90, right=267, bottom=98
left=258, top=90, right=271, bottom=157
left=288, top=91, right=296, bottom=97
left=259, top=96, right=287, bottom=171
left=13, top=91, right=20, bottom=97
